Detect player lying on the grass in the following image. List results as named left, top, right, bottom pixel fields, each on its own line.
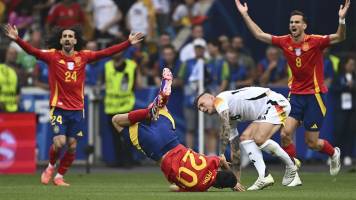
left=112, top=68, right=245, bottom=192
left=196, top=87, right=302, bottom=190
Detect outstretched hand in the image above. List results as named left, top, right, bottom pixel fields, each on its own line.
left=128, top=32, right=144, bottom=45
left=2, top=24, right=18, bottom=40
left=339, top=0, right=350, bottom=19
left=233, top=182, right=246, bottom=192
left=235, top=0, right=248, bottom=14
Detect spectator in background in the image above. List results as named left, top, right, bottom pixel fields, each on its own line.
left=258, top=46, right=288, bottom=87
left=154, top=44, right=181, bottom=86
left=0, top=0, right=5, bottom=23
left=204, top=39, right=230, bottom=155
left=218, top=35, right=231, bottom=54
left=103, top=51, right=142, bottom=167
left=179, top=25, right=208, bottom=62
left=331, top=57, right=356, bottom=167
left=33, top=60, right=49, bottom=90
left=176, top=38, right=209, bottom=149
left=152, top=0, right=170, bottom=36
left=231, top=35, right=256, bottom=72
left=323, top=48, right=339, bottom=87
left=8, top=0, right=34, bottom=37
left=226, top=48, right=254, bottom=89
left=123, top=42, right=152, bottom=87
left=127, top=0, right=155, bottom=40
left=0, top=47, right=20, bottom=112
left=90, top=0, right=123, bottom=40
left=33, top=0, right=56, bottom=30
left=172, top=0, right=199, bottom=31
left=85, top=41, right=110, bottom=86
left=46, top=0, right=85, bottom=33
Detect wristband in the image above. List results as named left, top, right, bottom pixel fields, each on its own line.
left=339, top=18, right=346, bottom=24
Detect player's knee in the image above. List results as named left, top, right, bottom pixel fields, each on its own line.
left=305, top=138, right=318, bottom=149
left=254, top=134, right=267, bottom=146
left=53, top=138, right=66, bottom=148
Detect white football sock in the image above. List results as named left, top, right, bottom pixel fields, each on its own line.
left=260, top=139, right=294, bottom=167
left=240, top=139, right=266, bottom=178
left=48, top=163, right=55, bottom=168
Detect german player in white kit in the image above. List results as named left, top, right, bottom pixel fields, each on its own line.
left=196, top=87, right=302, bottom=190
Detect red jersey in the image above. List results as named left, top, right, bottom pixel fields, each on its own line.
left=160, top=144, right=220, bottom=192
left=272, top=34, right=330, bottom=94
left=16, top=37, right=130, bottom=110
left=47, top=3, right=85, bottom=28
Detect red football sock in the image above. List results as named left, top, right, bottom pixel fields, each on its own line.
left=128, top=108, right=150, bottom=124
left=320, top=140, right=335, bottom=157
left=57, top=151, right=76, bottom=175
left=49, top=145, right=61, bottom=166
left=282, top=143, right=297, bottom=158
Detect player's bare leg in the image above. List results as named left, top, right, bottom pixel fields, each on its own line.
left=41, top=135, right=66, bottom=185
left=305, top=131, right=341, bottom=176
left=280, top=117, right=299, bottom=158
left=53, top=138, right=77, bottom=186
left=150, top=68, right=173, bottom=120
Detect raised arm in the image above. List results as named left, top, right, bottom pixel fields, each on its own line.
left=87, top=32, right=144, bottom=62
left=2, top=24, right=49, bottom=61
left=329, top=0, right=350, bottom=44
left=235, top=0, right=272, bottom=44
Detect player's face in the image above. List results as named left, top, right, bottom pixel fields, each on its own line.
left=60, top=30, right=77, bottom=52
left=289, top=15, right=306, bottom=38
left=197, top=94, right=216, bottom=114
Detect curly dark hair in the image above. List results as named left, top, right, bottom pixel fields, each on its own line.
left=46, top=26, right=85, bottom=51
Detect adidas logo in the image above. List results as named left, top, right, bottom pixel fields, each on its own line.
left=311, top=124, right=318, bottom=129
left=77, top=131, right=83, bottom=137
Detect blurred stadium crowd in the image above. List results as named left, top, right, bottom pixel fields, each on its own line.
left=0, top=0, right=355, bottom=167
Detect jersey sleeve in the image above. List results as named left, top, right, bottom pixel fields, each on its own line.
left=15, top=37, right=51, bottom=62
left=313, top=35, right=330, bottom=50
left=84, top=41, right=131, bottom=63
left=214, top=96, right=229, bottom=114
left=271, top=35, right=283, bottom=48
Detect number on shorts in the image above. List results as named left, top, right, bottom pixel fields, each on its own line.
left=176, top=150, right=207, bottom=188
left=51, top=115, right=63, bottom=125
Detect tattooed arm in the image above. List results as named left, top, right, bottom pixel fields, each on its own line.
left=230, top=135, right=245, bottom=191
left=218, top=110, right=232, bottom=156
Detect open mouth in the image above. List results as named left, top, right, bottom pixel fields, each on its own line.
left=291, top=27, right=297, bottom=33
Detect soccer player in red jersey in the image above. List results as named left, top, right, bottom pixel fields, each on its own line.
left=3, top=24, right=144, bottom=186
left=112, top=69, right=244, bottom=192
left=234, top=0, right=350, bottom=176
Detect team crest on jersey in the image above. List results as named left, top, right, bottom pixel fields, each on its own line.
left=67, top=62, right=75, bottom=70
left=74, top=57, right=81, bottom=65
left=302, top=43, right=309, bottom=51
left=294, top=48, right=302, bottom=56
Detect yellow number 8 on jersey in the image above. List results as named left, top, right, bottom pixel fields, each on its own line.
left=295, top=57, right=302, bottom=68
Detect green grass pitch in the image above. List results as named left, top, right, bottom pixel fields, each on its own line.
left=1, top=168, right=355, bottom=200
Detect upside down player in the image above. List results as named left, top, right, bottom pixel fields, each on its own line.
left=235, top=0, right=351, bottom=175
left=112, top=68, right=244, bottom=192
left=3, top=24, right=144, bottom=186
